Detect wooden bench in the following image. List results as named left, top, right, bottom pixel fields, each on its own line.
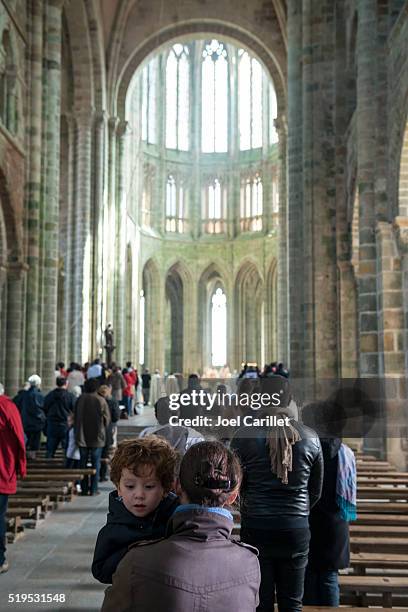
left=304, top=607, right=395, bottom=611
left=350, top=536, right=408, bottom=554
left=356, top=513, right=408, bottom=526
left=350, top=524, right=408, bottom=537
left=350, top=552, right=408, bottom=574
left=16, top=485, right=73, bottom=502
left=25, top=468, right=96, bottom=477
left=6, top=515, right=23, bottom=542
left=357, top=502, right=408, bottom=514
left=358, top=476, right=408, bottom=485
left=339, top=575, right=408, bottom=607
left=357, top=487, right=408, bottom=500
left=357, top=471, right=408, bottom=480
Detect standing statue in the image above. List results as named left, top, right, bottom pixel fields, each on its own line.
left=104, top=323, right=116, bottom=366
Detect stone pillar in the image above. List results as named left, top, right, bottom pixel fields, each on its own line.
left=106, top=117, right=119, bottom=326
left=91, top=112, right=107, bottom=357
left=114, top=120, right=131, bottom=365
left=25, top=0, right=43, bottom=376
left=6, top=264, right=28, bottom=395
left=62, top=113, right=75, bottom=360
left=356, top=0, right=379, bottom=376
left=338, top=262, right=358, bottom=377
left=41, top=0, right=64, bottom=391
left=303, top=0, right=338, bottom=379
left=287, top=0, right=303, bottom=375
left=276, top=115, right=288, bottom=363
left=72, top=109, right=94, bottom=362
left=377, top=220, right=406, bottom=468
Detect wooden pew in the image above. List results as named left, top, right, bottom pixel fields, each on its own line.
left=6, top=515, right=23, bottom=542
left=350, top=536, right=408, bottom=554
left=357, top=487, right=408, bottom=500
left=339, top=575, right=408, bottom=607
left=358, top=476, right=408, bottom=485
left=357, top=502, right=408, bottom=514
left=350, top=552, right=408, bottom=575
left=356, top=513, right=408, bottom=526
left=350, top=524, right=408, bottom=537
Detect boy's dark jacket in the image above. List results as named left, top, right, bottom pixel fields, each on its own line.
left=92, top=490, right=179, bottom=583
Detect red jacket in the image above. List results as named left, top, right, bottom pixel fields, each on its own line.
left=0, top=395, right=27, bottom=494
left=123, top=371, right=137, bottom=398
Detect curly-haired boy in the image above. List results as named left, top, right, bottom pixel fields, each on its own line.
left=92, top=436, right=179, bottom=583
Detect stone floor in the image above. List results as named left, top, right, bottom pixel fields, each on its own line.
left=0, top=412, right=155, bottom=612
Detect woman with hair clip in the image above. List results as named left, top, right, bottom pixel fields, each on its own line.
left=101, top=441, right=261, bottom=612
left=231, top=376, right=323, bottom=612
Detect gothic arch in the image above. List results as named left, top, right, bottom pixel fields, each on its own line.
left=198, top=263, right=229, bottom=372
left=234, top=260, right=264, bottom=367
left=142, top=258, right=162, bottom=371
left=115, top=19, right=286, bottom=120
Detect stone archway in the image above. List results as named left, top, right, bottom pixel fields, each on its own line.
left=234, top=261, right=263, bottom=367
left=198, top=263, right=228, bottom=373
left=165, top=265, right=184, bottom=374
left=142, top=258, right=163, bottom=372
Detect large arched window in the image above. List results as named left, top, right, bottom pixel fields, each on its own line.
left=141, top=58, right=157, bottom=144
left=202, top=40, right=228, bottom=153
left=166, top=44, right=190, bottom=151
left=211, top=287, right=227, bottom=366
left=238, top=50, right=263, bottom=150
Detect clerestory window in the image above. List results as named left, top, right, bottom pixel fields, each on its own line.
left=201, top=40, right=228, bottom=153
left=166, top=44, right=190, bottom=151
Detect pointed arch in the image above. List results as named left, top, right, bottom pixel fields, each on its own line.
left=142, top=258, right=162, bottom=371
left=234, top=260, right=264, bottom=366
left=198, top=263, right=229, bottom=372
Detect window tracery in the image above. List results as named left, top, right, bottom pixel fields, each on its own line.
left=202, top=40, right=228, bottom=153
left=166, top=44, right=190, bottom=151
left=240, top=173, right=263, bottom=231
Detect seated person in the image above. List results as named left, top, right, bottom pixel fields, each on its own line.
left=92, top=436, right=179, bottom=584
left=101, top=441, right=261, bottom=612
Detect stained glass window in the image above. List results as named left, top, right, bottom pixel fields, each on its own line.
left=238, top=50, right=263, bottom=150
left=166, top=44, right=190, bottom=151
left=202, top=40, right=228, bottom=153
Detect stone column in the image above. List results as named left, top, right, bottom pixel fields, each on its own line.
left=356, top=0, right=379, bottom=376
left=41, top=0, right=64, bottom=391
left=25, top=0, right=43, bottom=376
left=338, top=262, right=358, bottom=377
left=72, top=109, right=94, bottom=362
left=302, top=0, right=338, bottom=380
left=91, top=111, right=107, bottom=357
left=106, top=117, right=119, bottom=326
left=276, top=115, right=288, bottom=363
left=62, top=113, right=75, bottom=359
left=6, top=264, right=28, bottom=395
left=286, top=0, right=303, bottom=375
left=114, top=120, right=131, bottom=365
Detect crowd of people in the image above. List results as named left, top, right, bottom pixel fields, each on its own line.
left=0, top=358, right=357, bottom=612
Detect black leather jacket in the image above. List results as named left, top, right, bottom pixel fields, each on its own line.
left=231, top=422, right=323, bottom=529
